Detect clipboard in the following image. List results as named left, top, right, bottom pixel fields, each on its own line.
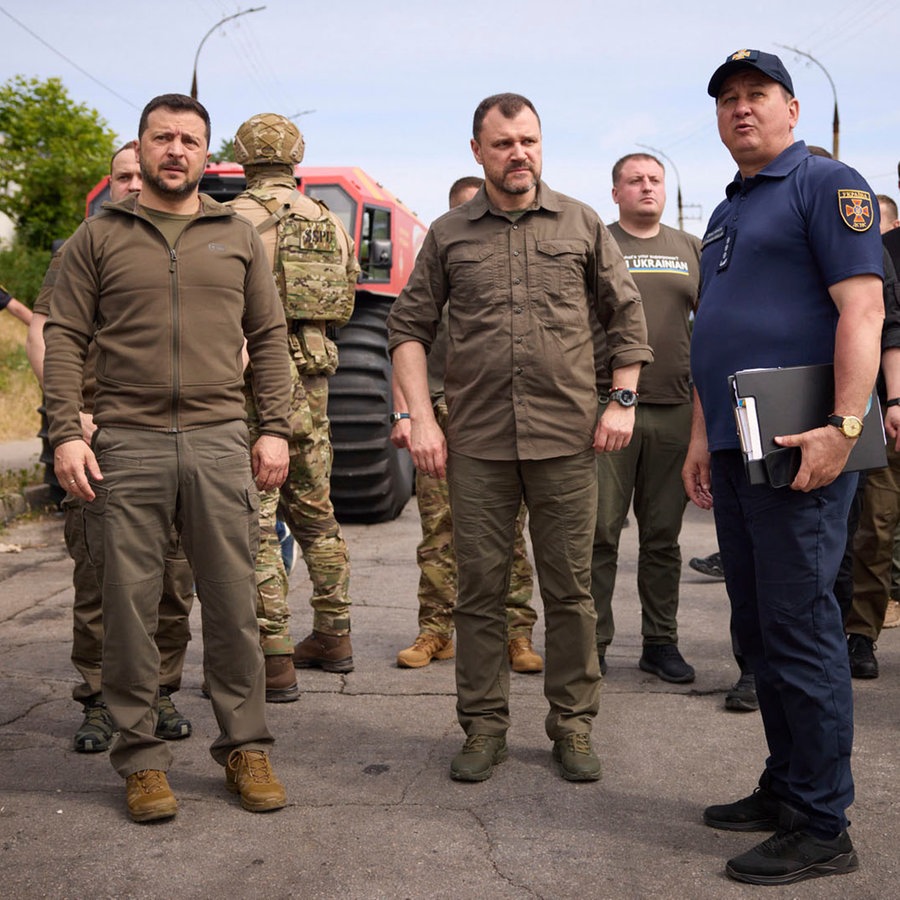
left=729, top=364, right=887, bottom=487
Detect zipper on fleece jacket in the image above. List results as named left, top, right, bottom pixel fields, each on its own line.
left=101, top=197, right=236, bottom=434
left=168, top=246, right=180, bottom=432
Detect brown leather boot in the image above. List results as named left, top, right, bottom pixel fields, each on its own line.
left=509, top=636, right=543, bottom=673
left=292, top=630, right=354, bottom=673
left=225, top=750, right=286, bottom=812
left=265, top=654, right=300, bottom=703
left=125, top=769, right=177, bottom=823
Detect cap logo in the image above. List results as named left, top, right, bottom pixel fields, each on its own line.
left=731, top=49, right=753, bottom=61
left=838, top=189, right=874, bottom=232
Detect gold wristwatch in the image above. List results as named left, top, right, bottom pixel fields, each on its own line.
left=827, top=414, right=864, bottom=438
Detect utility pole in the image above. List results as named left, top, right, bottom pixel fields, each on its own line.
left=777, top=44, right=840, bottom=159
left=191, top=7, right=266, bottom=100
left=635, top=143, right=701, bottom=231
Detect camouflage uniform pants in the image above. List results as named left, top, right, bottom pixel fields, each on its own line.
left=247, top=367, right=351, bottom=653
left=416, top=400, right=536, bottom=639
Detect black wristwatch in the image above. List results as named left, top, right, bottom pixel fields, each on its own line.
left=886, top=398, right=900, bottom=408
left=389, top=412, right=410, bottom=425
left=608, top=388, right=638, bottom=408
left=827, top=413, right=864, bottom=439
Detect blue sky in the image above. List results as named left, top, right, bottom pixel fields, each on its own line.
left=2, top=0, right=898, bottom=235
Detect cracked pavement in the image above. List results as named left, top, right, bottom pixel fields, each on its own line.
left=0, top=501, right=897, bottom=899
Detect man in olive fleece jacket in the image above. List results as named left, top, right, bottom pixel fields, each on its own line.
left=44, top=93, right=292, bottom=823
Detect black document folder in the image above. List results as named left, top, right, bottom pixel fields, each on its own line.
left=730, top=364, right=887, bottom=487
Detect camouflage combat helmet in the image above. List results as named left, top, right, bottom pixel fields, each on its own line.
left=234, top=113, right=305, bottom=167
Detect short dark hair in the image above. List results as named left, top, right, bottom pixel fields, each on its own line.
left=878, top=194, right=899, bottom=222
left=611, top=153, right=664, bottom=186
left=472, top=93, right=540, bottom=141
left=138, top=94, right=211, bottom=146
left=109, top=142, right=136, bottom=176
left=448, top=176, right=484, bottom=207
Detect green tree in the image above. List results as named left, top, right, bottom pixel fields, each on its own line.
left=214, top=137, right=235, bottom=162
left=0, top=244, right=51, bottom=306
left=0, top=76, right=116, bottom=250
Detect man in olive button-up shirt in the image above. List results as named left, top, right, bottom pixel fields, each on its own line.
left=388, top=93, right=652, bottom=783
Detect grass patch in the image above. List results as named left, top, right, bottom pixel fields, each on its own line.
left=0, top=463, right=42, bottom=494
left=0, top=313, right=42, bottom=441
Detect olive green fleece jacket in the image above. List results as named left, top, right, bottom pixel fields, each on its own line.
left=44, top=193, right=291, bottom=447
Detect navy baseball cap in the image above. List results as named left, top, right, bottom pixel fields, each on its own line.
left=707, top=49, right=794, bottom=98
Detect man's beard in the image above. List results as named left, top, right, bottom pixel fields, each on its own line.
left=498, top=163, right=538, bottom=195
left=503, top=178, right=537, bottom=195
left=141, top=163, right=201, bottom=198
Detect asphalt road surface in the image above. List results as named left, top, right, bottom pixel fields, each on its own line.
left=0, top=498, right=897, bottom=899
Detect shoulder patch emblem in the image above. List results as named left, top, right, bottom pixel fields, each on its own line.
left=838, top=189, right=874, bottom=232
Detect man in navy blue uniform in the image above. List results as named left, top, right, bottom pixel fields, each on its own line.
left=683, top=50, right=884, bottom=885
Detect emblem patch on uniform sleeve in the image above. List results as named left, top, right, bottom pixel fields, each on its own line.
left=838, top=189, right=874, bottom=232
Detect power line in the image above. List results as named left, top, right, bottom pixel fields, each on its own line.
left=784, top=0, right=894, bottom=61
left=791, top=0, right=871, bottom=49
left=227, top=18, right=295, bottom=113
left=233, top=16, right=319, bottom=122
left=0, top=6, right=139, bottom=109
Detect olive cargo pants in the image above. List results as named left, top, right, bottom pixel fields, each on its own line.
left=448, top=449, right=600, bottom=741
left=84, top=422, right=273, bottom=776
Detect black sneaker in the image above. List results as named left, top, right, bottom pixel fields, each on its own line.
left=725, top=672, right=759, bottom=712
left=74, top=697, right=114, bottom=753
left=847, top=633, right=878, bottom=679
left=704, top=786, right=781, bottom=831
left=156, top=688, right=192, bottom=740
left=725, top=828, right=858, bottom=885
left=639, top=643, right=695, bottom=683
left=688, top=551, right=724, bottom=579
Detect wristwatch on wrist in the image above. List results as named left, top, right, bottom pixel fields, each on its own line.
left=389, top=412, right=410, bottom=425
left=886, top=398, right=900, bottom=408
left=608, top=388, right=638, bottom=408
left=827, top=413, right=864, bottom=438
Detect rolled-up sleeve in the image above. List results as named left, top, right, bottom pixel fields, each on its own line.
left=387, top=228, right=447, bottom=354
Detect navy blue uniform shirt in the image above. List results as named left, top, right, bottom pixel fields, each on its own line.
left=691, top=140, right=884, bottom=451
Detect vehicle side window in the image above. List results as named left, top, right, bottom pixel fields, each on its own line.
left=359, top=206, right=391, bottom=282
left=303, top=184, right=356, bottom=239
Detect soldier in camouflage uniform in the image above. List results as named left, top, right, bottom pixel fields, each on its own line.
left=230, top=114, right=359, bottom=701
left=392, top=177, right=543, bottom=672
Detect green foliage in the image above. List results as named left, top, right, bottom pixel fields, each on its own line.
left=0, top=242, right=52, bottom=307
left=0, top=76, right=117, bottom=250
left=0, top=342, right=31, bottom=390
left=214, top=137, right=235, bottom=162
